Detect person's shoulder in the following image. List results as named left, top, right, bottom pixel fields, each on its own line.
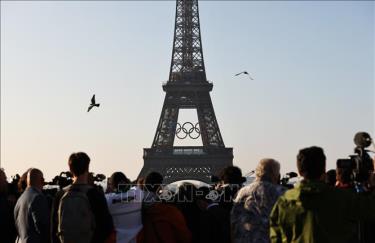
left=234, top=181, right=262, bottom=198
left=27, top=187, right=44, bottom=199
left=233, top=184, right=253, bottom=202
left=69, top=184, right=100, bottom=195
left=14, top=190, right=26, bottom=208
left=86, top=185, right=106, bottom=201
left=277, top=187, right=300, bottom=202
left=30, top=191, right=48, bottom=208
left=260, top=181, right=286, bottom=194
left=158, top=203, right=186, bottom=221
left=16, top=188, right=36, bottom=206
left=69, top=183, right=92, bottom=191
left=24, top=187, right=39, bottom=197
left=250, top=181, right=285, bottom=196
left=105, top=193, right=121, bottom=205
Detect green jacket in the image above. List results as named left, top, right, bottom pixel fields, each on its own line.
left=269, top=180, right=375, bottom=243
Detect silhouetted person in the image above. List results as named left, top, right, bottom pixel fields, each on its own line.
left=174, top=183, right=201, bottom=243
left=335, top=167, right=353, bottom=189
left=196, top=187, right=230, bottom=243
left=105, top=172, right=143, bottom=243
left=325, top=169, right=337, bottom=187
left=216, top=166, right=245, bottom=214
left=137, top=172, right=191, bottom=243
left=106, top=172, right=131, bottom=193
left=270, top=146, right=375, bottom=243
left=142, top=172, right=163, bottom=206
left=14, top=168, right=50, bottom=243
left=51, top=152, right=113, bottom=243
left=0, top=169, right=17, bottom=243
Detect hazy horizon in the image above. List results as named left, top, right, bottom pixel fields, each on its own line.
left=1, top=1, right=374, bottom=181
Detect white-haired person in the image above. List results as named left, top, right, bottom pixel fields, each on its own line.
left=231, top=158, right=285, bottom=243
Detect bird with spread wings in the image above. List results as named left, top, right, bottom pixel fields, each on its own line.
left=87, top=94, right=100, bottom=112
left=235, top=71, right=254, bottom=80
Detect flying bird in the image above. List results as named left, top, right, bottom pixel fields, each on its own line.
left=87, top=94, right=100, bottom=112
left=235, top=71, right=254, bottom=80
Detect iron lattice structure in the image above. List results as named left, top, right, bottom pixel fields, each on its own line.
left=139, top=0, right=233, bottom=184
left=169, top=0, right=206, bottom=82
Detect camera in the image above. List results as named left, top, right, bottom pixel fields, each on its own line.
left=46, top=171, right=73, bottom=189
left=7, top=174, right=21, bottom=198
left=337, top=132, right=374, bottom=184
left=90, top=173, right=106, bottom=183
left=280, top=172, right=298, bottom=188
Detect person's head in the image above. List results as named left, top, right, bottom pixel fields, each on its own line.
left=0, top=169, right=7, bottom=194
left=27, top=168, right=44, bottom=191
left=336, top=168, right=352, bottom=186
left=325, top=169, right=337, bottom=187
left=255, top=158, right=281, bottom=184
left=108, top=172, right=130, bottom=193
left=297, top=146, right=326, bottom=180
left=68, top=152, right=90, bottom=179
left=219, top=166, right=246, bottom=185
left=144, top=172, right=163, bottom=193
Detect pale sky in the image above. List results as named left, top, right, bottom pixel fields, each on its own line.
left=1, top=1, right=374, bottom=181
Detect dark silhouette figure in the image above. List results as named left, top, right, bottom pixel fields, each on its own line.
left=0, top=169, right=17, bottom=243
left=137, top=172, right=191, bottom=243
left=325, top=169, right=337, bottom=187
left=14, top=168, right=50, bottom=243
left=174, top=183, right=201, bottom=243
left=87, top=95, right=100, bottom=112
left=51, top=152, right=113, bottom=243
left=196, top=187, right=230, bottom=243
left=270, top=146, right=375, bottom=243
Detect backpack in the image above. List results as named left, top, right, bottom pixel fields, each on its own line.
left=57, top=184, right=96, bottom=243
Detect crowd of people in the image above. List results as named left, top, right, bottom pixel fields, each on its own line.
left=1, top=146, right=375, bottom=243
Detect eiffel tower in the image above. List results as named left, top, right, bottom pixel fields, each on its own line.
left=138, top=0, right=233, bottom=184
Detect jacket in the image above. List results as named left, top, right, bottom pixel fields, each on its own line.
left=137, top=203, right=191, bottom=243
left=269, top=180, right=375, bottom=243
left=14, top=187, right=50, bottom=243
left=232, top=180, right=285, bottom=243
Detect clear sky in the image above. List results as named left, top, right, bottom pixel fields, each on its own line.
left=1, top=1, right=374, bottom=181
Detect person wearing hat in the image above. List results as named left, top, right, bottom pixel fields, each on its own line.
left=215, top=166, right=246, bottom=214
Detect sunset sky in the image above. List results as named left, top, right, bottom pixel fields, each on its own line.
left=1, top=1, right=374, bottom=181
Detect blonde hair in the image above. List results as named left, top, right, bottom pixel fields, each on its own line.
left=255, top=158, right=280, bottom=182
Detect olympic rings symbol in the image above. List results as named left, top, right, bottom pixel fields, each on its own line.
left=175, top=122, right=201, bottom=139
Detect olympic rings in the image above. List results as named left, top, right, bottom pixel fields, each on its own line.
left=176, top=122, right=201, bottom=139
